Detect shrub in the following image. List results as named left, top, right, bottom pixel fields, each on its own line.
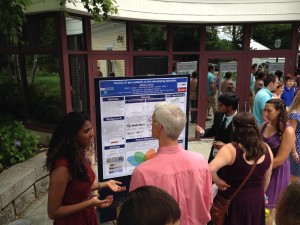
left=0, top=121, right=39, bottom=172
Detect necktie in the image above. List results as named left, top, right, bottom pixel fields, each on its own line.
left=221, top=117, right=227, bottom=131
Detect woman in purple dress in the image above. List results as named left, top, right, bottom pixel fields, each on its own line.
left=210, top=112, right=273, bottom=225
left=260, top=98, right=295, bottom=225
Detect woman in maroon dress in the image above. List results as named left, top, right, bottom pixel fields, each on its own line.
left=46, top=112, right=125, bottom=225
left=209, top=112, right=273, bottom=225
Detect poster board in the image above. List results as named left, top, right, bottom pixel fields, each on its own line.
left=268, top=62, right=285, bottom=75
left=94, top=75, right=189, bottom=222
left=176, top=61, right=198, bottom=75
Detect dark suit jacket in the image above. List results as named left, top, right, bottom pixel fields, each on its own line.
left=203, top=111, right=234, bottom=162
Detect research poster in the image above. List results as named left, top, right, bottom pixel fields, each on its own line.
left=177, top=61, right=198, bottom=75
left=95, top=76, right=189, bottom=180
left=268, top=63, right=285, bottom=75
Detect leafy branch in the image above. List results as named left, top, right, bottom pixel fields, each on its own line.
left=59, top=0, right=118, bottom=22
left=0, top=0, right=118, bottom=45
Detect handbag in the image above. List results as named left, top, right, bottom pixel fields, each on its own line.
left=210, top=160, right=258, bottom=225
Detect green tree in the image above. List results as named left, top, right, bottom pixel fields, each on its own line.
left=206, top=25, right=243, bottom=50
left=251, top=24, right=292, bottom=49
left=0, top=0, right=118, bottom=46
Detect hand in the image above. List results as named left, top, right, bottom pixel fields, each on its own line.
left=215, top=179, right=231, bottom=191
left=195, top=124, right=204, bottom=134
left=107, top=180, right=126, bottom=192
left=93, top=195, right=113, bottom=208
left=292, top=152, right=299, bottom=164
left=213, top=141, right=225, bottom=150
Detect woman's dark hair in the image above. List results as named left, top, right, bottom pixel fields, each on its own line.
left=232, top=112, right=266, bottom=160
left=46, top=112, right=90, bottom=181
left=117, top=186, right=181, bottom=225
left=274, top=70, right=283, bottom=80
left=276, top=180, right=300, bottom=225
left=191, top=71, right=198, bottom=78
left=265, top=99, right=287, bottom=136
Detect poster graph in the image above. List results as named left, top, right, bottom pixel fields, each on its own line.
left=95, top=76, right=189, bottom=180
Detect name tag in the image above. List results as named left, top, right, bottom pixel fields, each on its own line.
left=213, top=148, right=219, bottom=157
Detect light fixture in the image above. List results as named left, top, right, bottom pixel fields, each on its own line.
left=274, top=37, right=281, bottom=49
left=117, top=35, right=123, bottom=43
left=274, top=37, right=281, bottom=62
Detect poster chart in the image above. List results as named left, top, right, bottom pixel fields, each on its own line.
left=268, top=63, right=285, bottom=76
left=176, top=61, right=198, bottom=75
left=95, top=75, right=189, bottom=180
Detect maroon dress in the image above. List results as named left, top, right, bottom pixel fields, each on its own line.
left=51, top=158, right=98, bottom=225
left=219, top=144, right=271, bottom=225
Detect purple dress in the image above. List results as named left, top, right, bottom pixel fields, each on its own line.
left=219, top=144, right=271, bottom=225
left=289, top=112, right=300, bottom=176
left=261, top=122, right=290, bottom=209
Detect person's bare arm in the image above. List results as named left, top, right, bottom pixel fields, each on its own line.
left=209, top=144, right=235, bottom=190
left=272, top=126, right=295, bottom=169
left=48, top=167, right=112, bottom=219
left=288, top=119, right=299, bottom=163
left=210, top=82, right=215, bottom=95
left=264, top=144, right=274, bottom=191
left=91, top=180, right=126, bottom=192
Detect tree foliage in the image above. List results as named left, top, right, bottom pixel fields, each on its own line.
left=206, top=25, right=243, bottom=50
left=0, top=0, right=118, bottom=45
left=133, top=24, right=167, bottom=51
left=251, top=24, right=292, bottom=49
left=60, top=0, right=118, bottom=22
left=0, top=0, right=32, bottom=45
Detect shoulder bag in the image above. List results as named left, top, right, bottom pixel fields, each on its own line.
left=210, top=160, right=258, bottom=225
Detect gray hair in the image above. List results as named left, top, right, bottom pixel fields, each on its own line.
left=153, top=102, right=186, bottom=140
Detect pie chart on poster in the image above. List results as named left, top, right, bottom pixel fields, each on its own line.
left=127, top=149, right=157, bottom=166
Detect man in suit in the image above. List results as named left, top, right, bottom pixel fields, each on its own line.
left=196, top=92, right=239, bottom=162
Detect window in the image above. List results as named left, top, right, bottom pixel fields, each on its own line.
left=173, top=25, right=200, bottom=52
left=133, top=23, right=167, bottom=51
left=66, top=17, right=86, bottom=51
left=23, top=16, right=57, bottom=46
left=206, top=25, right=243, bottom=50
left=251, top=23, right=292, bottom=50
left=134, top=56, right=168, bottom=75
left=91, top=21, right=127, bottom=51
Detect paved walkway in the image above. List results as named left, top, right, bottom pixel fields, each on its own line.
left=18, top=139, right=213, bottom=225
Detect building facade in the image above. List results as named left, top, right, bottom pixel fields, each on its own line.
left=1, top=0, right=300, bottom=139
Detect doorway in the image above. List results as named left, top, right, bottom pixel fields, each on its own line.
left=93, top=55, right=129, bottom=77
left=198, top=55, right=243, bottom=132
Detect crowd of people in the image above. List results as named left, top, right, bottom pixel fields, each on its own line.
left=45, top=64, right=300, bottom=225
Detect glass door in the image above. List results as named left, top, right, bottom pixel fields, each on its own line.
left=197, top=54, right=244, bottom=135
left=93, top=55, right=129, bottom=77
left=246, top=52, right=291, bottom=112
